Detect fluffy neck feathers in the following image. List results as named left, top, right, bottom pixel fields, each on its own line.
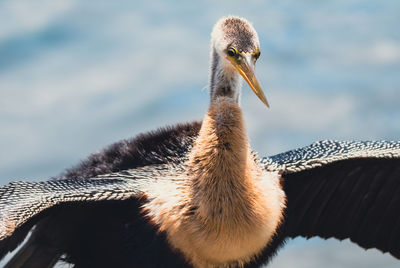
left=189, top=97, right=248, bottom=178
left=188, top=97, right=252, bottom=211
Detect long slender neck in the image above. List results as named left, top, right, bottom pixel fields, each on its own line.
left=189, top=97, right=248, bottom=176
left=209, top=47, right=242, bottom=104
left=188, top=97, right=256, bottom=226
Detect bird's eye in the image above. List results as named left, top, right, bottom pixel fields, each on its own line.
left=253, top=50, right=261, bottom=60
left=227, top=47, right=237, bottom=57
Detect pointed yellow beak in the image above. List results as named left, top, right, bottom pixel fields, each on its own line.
left=227, top=56, right=269, bottom=107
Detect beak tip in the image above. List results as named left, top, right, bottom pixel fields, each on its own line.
left=258, top=93, right=269, bottom=108
left=263, top=99, right=270, bottom=108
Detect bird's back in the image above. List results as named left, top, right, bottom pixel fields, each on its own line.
left=61, top=122, right=201, bottom=180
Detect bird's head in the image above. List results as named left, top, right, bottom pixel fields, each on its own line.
left=210, top=16, right=268, bottom=107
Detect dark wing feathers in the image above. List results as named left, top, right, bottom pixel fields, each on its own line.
left=262, top=140, right=400, bottom=174
left=0, top=165, right=183, bottom=264
left=0, top=177, right=145, bottom=241
left=264, top=140, right=400, bottom=258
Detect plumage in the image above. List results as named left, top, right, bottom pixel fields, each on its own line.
left=0, top=16, right=399, bottom=267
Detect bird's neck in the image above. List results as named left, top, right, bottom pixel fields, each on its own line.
left=188, top=97, right=255, bottom=223
left=209, top=49, right=242, bottom=104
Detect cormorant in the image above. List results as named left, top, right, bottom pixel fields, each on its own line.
left=0, top=16, right=399, bottom=268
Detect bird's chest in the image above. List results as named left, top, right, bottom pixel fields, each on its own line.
left=143, top=171, right=284, bottom=268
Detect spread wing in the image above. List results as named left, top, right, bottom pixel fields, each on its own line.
left=0, top=122, right=201, bottom=265
left=0, top=167, right=168, bottom=259
left=0, top=122, right=200, bottom=266
left=263, top=140, right=400, bottom=258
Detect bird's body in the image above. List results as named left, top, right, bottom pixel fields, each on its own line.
left=0, top=16, right=400, bottom=268
left=143, top=97, right=285, bottom=267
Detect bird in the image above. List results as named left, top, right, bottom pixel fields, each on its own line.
left=0, top=16, right=400, bottom=268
